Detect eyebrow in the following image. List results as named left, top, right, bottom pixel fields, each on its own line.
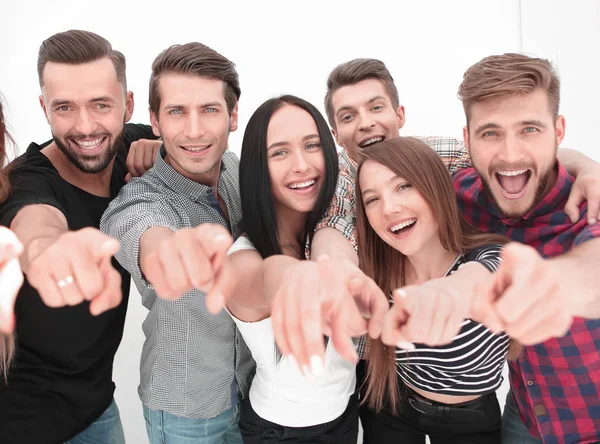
left=475, top=120, right=548, bottom=134
left=336, top=95, right=387, bottom=118
left=361, top=174, right=403, bottom=196
left=163, top=101, right=224, bottom=110
left=267, top=133, right=320, bottom=151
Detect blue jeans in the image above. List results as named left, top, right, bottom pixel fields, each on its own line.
left=65, top=398, right=125, bottom=444
left=501, top=391, right=541, bottom=444
left=144, top=404, right=243, bottom=444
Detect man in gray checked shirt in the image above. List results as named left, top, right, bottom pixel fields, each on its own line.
left=100, top=42, right=254, bottom=444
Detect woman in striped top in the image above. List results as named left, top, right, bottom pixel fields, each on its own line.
left=355, top=137, right=509, bottom=443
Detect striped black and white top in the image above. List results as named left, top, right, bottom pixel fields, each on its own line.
left=396, top=244, right=509, bottom=396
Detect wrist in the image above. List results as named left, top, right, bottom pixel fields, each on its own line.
left=22, top=235, right=58, bottom=274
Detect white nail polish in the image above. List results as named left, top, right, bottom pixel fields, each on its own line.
left=397, top=340, right=415, bottom=351
left=310, top=355, right=324, bottom=377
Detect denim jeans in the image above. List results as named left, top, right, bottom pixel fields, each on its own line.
left=501, top=391, right=542, bottom=444
left=65, top=398, right=125, bottom=444
left=144, top=404, right=243, bottom=444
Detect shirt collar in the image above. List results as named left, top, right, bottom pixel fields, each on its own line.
left=340, top=149, right=358, bottom=177
left=474, top=161, right=574, bottom=224
left=154, top=145, right=224, bottom=201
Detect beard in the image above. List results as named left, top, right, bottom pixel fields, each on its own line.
left=477, top=165, right=555, bottom=218
left=53, top=126, right=125, bottom=174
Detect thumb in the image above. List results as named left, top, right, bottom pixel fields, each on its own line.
left=125, top=172, right=132, bottom=183
left=564, top=186, right=583, bottom=224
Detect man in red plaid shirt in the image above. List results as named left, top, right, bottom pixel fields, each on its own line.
left=454, top=53, right=600, bottom=444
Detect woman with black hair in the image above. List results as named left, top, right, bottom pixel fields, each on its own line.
left=225, top=95, right=358, bottom=443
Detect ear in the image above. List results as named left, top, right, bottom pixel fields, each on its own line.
left=331, top=128, right=343, bottom=148
left=39, top=95, right=50, bottom=125
left=555, top=115, right=566, bottom=145
left=124, top=91, right=134, bottom=122
left=149, top=108, right=161, bottom=138
left=463, top=125, right=470, bottom=153
left=229, top=102, right=239, bottom=132
left=396, top=105, right=406, bottom=129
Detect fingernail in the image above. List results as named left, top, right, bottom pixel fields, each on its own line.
left=287, top=355, right=299, bottom=372
left=214, top=234, right=228, bottom=243
left=301, top=364, right=314, bottom=379
left=397, top=340, right=415, bottom=351
left=589, top=218, right=597, bottom=225
left=310, top=355, right=324, bottom=377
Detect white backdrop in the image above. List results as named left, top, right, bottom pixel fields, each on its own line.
left=1, top=1, right=598, bottom=443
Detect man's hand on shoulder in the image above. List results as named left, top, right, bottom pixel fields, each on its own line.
left=125, top=139, right=162, bottom=182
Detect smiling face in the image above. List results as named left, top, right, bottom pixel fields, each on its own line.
left=266, top=105, right=325, bottom=216
left=359, top=159, right=440, bottom=257
left=39, top=57, right=133, bottom=174
left=150, top=73, right=238, bottom=187
left=465, top=88, right=565, bottom=217
left=330, top=78, right=405, bottom=162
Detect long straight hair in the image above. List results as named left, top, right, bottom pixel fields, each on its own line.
left=355, top=137, right=507, bottom=413
left=0, top=98, right=16, bottom=381
left=239, top=95, right=338, bottom=259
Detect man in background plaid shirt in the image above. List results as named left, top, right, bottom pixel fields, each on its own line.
left=454, top=53, right=600, bottom=444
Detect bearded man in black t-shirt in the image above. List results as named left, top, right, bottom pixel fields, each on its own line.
left=0, top=30, right=159, bottom=444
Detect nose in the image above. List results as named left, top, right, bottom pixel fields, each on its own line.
left=357, top=110, right=375, bottom=131
left=381, top=192, right=399, bottom=217
left=183, top=112, right=207, bottom=140
left=73, top=109, right=95, bottom=135
left=497, top=133, right=526, bottom=164
left=292, top=150, right=310, bottom=173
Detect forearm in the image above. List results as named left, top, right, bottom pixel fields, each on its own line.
left=552, top=238, right=600, bottom=318
left=557, top=148, right=594, bottom=175
left=10, top=205, right=68, bottom=274
left=311, top=227, right=358, bottom=266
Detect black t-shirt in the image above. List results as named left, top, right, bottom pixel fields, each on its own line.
left=0, top=124, right=155, bottom=444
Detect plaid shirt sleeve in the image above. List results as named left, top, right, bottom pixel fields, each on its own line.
left=315, top=151, right=358, bottom=250
left=574, top=220, right=600, bottom=245
left=416, top=136, right=472, bottom=175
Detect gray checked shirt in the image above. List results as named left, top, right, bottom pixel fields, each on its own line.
left=100, top=147, right=254, bottom=419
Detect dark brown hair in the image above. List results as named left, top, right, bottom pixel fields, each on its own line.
left=324, top=58, right=400, bottom=129
left=355, top=137, right=508, bottom=413
left=149, top=42, right=240, bottom=118
left=37, top=30, right=127, bottom=91
left=458, top=53, right=560, bottom=125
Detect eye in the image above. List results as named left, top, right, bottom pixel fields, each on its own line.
left=168, top=108, right=182, bottom=115
left=482, top=131, right=497, bottom=137
left=305, top=142, right=321, bottom=150
left=95, top=103, right=109, bottom=110
left=372, top=105, right=384, bottom=111
left=396, top=183, right=412, bottom=193
left=364, top=196, right=378, bottom=206
left=341, top=114, right=354, bottom=123
left=523, top=126, right=538, bottom=133
left=271, top=149, right=287, bottom=157
left=56, top=105, right=70, bottom=112
left=205, top=107, right=217, bottom=113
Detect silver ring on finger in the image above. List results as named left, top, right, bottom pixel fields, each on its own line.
left=56, top=275, right=75, bottom=289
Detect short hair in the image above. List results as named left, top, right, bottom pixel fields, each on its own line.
left=239, top=95, right=339, bottom=260
left=458, top=53, right=560, bottom=125
left=37, top=30, right=127, bottom=91
left=324, top=58, right=400, bottom=128
left=149, top=42, right=240, bottom=117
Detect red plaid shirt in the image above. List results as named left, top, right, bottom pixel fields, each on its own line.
left=454, top=163, right=600, bottom=444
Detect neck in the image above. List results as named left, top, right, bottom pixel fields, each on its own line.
left=404, top=238, right=459, bottom=285
left=164, top=154, right=221, bottom=188
left=275, top=203, right=308, bottom=255
left=42, top=142, right=114, bottom=197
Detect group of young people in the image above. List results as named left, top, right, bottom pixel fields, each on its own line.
left=0, top=29, right=599, bottom=444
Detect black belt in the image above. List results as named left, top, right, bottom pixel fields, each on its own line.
left=405, top=390, right=490, bottom=419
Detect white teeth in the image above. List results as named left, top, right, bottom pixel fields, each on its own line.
left=184, top=146, right=209, bottom=152
left=288, top=179, right=316, bottom=189
left=359, top=136, right=384, bottom=148
left=390, top=219, right=416, bottom=233
left=497, top=169, right=528, bottom=176
left=74, top=138, right=104, bottom=150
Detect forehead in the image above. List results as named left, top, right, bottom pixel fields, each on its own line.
left=157, top=74, right=226, bottom=105
left=267, top=105, right=317, bottom=141
left=359, top=159, right=397, bottom=189
left=469, top=89, right=554, bottom=127
left=42, top=57, right=123, bottom=101
left=331, top=78, right=392, bottom=111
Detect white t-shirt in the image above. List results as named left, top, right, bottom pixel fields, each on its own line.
left=227, top=236, right=356, bottom=427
